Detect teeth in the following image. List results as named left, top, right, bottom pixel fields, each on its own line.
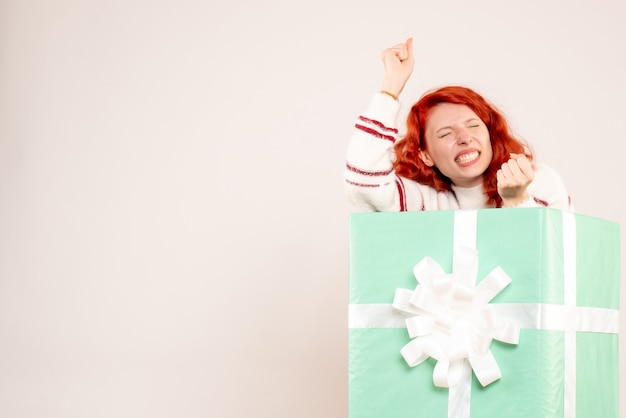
left=456, top=151, right=479, bottom=164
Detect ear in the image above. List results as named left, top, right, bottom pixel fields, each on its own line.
left=419, top=150, right=435, bottom=167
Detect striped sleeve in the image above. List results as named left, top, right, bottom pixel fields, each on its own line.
left=345, top=93, right=407, bottom=212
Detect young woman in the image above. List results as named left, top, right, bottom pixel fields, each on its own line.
left=345, top=38, right=573, bottom=212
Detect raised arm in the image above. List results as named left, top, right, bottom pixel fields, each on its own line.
left=345, top=39, right=418, bottom=212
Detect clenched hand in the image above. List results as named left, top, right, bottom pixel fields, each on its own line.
left=497, top=153, right=535, bottom=207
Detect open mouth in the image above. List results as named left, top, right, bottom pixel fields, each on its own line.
left=455, top=151, right=480, bottom=165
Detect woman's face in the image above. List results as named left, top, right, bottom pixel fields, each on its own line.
left=419, top=103, right=493, bottom=187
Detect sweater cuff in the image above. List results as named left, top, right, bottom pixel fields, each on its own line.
left=365, top=93, right=402, bottom=128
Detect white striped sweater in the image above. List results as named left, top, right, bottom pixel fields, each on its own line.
left=345, top=93, right=573, bottom=212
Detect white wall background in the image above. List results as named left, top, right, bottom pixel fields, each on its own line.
left=0, top=0, right=624, bottom=417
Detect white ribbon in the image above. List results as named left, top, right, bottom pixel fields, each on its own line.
left=563, top=211, right=576, bottom=418
left=392, top=251, right=520, bottom=388
left=349, top=303, right=619, bottom=334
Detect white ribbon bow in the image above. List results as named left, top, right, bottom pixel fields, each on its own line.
left=392, top=246, right=520, bottom=388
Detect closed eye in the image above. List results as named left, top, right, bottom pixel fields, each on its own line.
left=465, top=118, right=483, bottom=128
left=438, top=131, right=452, bottom=138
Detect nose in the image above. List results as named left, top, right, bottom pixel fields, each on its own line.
left=456, top=128, right=472, bottom=145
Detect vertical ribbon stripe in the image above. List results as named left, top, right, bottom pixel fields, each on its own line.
left=562, top=212, right=576, bottom=418
left=450, top=210, right=476, bottom=418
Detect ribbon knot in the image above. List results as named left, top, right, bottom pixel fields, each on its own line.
left=392, top=247, right=520, bottom=388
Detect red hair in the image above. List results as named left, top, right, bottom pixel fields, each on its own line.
left=393, top=86, right=532, bottom=207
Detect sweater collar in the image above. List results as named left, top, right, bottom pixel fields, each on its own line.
left=450, top=184, right=489, bottom=209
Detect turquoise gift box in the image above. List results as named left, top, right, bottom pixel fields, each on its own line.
left=348, top=208, right=620, bottom=418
